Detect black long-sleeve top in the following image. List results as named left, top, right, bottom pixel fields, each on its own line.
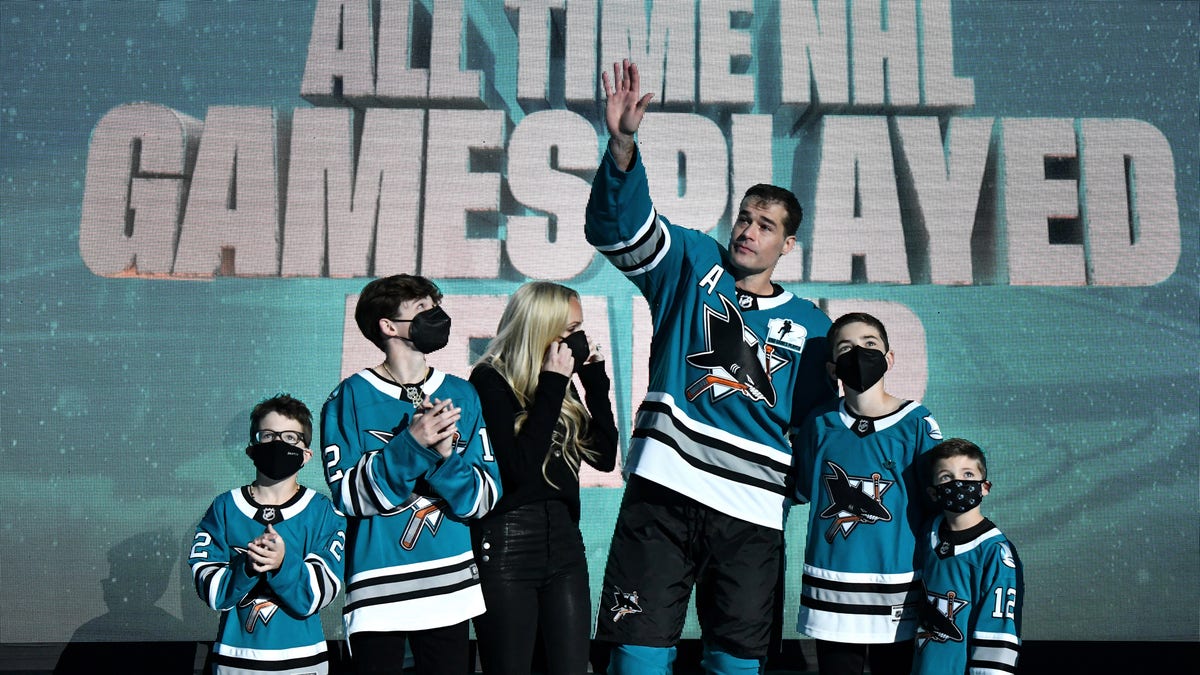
left=469, top=361, right=619, bottom=523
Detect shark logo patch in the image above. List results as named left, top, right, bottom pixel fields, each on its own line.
left=685, top=293, right=788, bottom=406
left=609, top=587, right=643, bottom=623
left=917, top=586, right=968, bottom=647
left=818, top=461, right=894, bottom=542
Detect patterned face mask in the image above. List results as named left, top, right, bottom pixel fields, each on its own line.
left=931, top=479, right=987, bottom=513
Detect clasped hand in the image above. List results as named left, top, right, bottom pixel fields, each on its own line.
left=408, top=396, right=460, bottom=458
left=246, top=523, right=285, bottom=574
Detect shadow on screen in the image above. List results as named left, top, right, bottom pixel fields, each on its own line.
left=53, top=530, right=194, bottom=674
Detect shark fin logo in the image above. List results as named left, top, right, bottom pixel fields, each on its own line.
left=685, top=293, right=787, bottom=405
left=818, top=461, right=894, bottom=542
left=367, top=429, right=395, bottom=445
left=609, top=586, right=643, bottom=623
left=236, top=582, right=281, bottom=633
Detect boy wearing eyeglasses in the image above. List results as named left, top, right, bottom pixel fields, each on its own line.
left=188, top=394, right=347, bottom=675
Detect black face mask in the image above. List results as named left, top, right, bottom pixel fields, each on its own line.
left=932, top=479, right=988, bottom=513
left=834, top=345, right=888, bottom=393
left=247, top=439, right=305, bottom=481
left=561, top=330, right=590, bottom=371
left=395, top=306, right=451, bottom=353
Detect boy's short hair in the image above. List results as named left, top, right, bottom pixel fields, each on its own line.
left=250, top=394, right=313, bottom=446
left=928, top=438, right=988, bottom=480
left=355, top=274, right=444, bottom=349
left=826, top=312, right=890, bottom=359
left=742, top=184, right=803, bottom=237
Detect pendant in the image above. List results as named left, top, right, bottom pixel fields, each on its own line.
left=402, top=385, right=424, bottom=406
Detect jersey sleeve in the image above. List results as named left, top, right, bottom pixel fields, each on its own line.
left=188, top=499, right=259, bottom=611
left=913, top=411, right=944, bottom=518
left=321, top=379, right=444, bottom=518
left=790, top=413, right=821, bottom=504
left=584, top=147, right=695, bottom=311
left=423, top=388, right=501, bottom=519
left=263, top=501, right=347, bottom=618
left=968, top=540, right=1024, bottom=674
left=577, top=361, right=619, bottom=473
left=790, top=332, right=836, bottom=430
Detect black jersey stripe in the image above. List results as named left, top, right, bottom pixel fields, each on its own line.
left=342, top=576, right=479, bottom=614
left=211, top=648, right=328, bottom=671
left=193, top=562, right=225, bottom=600
left=800, top=595, right=897, bottom=616
left=343, top=464, right=367, bottom=517
left=602, top=233, right=669, bottom=275
left=342, top=459, right=393, bottom=517
left=635, top=426, right=788, bottom=495
left=639, top=399, right=792, bottom=474
left=599, top=214, right=669, bottom=274
left=968, top=659, right=1018, bottom=674
left=305, top=556, right=340, bottom=611
left=598, top=209, right=659, bottom=258
left=356, top=453, right=395, bottom=515
left=346, top=557, right=477, bottom=591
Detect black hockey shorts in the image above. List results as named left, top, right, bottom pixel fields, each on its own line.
left=593, top=475, right=784, bottom=659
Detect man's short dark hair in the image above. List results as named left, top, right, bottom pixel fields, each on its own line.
left=354, top=274, right=443, bottom=349
left=250, top=394, right=313, bottom=446
left=826, top=312, right=890, bottom=359
left=742, top=184, right=803, bottom=237
left=928, top=438, right=988, bottom=480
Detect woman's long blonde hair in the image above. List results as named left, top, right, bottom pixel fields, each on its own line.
left=478, top=282, right=598, bottom=488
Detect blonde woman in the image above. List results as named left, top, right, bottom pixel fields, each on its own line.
left=469, top=281, right=618, bottom=674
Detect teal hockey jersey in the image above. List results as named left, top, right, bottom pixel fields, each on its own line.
left=320, top=368, right=499, bottom=636
left=913, top=516, right=1023, bottom=675
left=585, top=149, right=834, bottom=530
left=189, top=486, right=346, bottom=674
left=794, top=398, right=942, bottom=642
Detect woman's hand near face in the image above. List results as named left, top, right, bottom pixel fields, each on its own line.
left=543, top=340, right=576, bottom=377
left=585, top=338, right=604, bottom=365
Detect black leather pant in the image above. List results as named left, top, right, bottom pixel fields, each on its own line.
left=470, top=501, right=591, bottom=675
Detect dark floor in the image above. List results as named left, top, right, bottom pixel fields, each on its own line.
left=1, top=639, right=1195, bottom=674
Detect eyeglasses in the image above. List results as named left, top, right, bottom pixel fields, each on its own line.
left=255, top=429, right=305, bottom=446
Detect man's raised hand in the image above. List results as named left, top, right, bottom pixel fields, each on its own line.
left=601, top=59, right=654, bottom=169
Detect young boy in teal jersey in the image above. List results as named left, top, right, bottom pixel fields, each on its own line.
left=793, top=312, right=942, bottom=675
left=321, top=274, right=500, bottom=675
left=913, top=438, right=1023, bottom=675
left=189, top=394, right=346, bottom=675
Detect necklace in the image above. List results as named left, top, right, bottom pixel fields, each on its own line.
left=249, top=482, right=299, bottom=505
left=382, top=361, right=427, bottom=406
